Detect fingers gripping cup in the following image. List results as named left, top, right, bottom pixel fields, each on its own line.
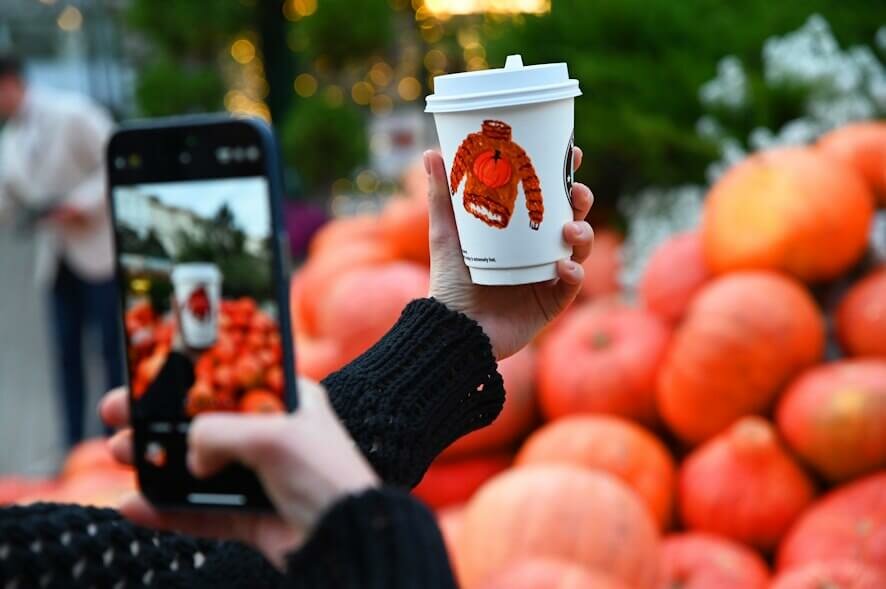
left=171, top=263, right=222, bottom=349
left=426, top=54, right=582, bottom=285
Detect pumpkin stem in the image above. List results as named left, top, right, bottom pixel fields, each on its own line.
left=493, top=149, right=501, bottom=161
left=591, top=331, right=611, bottom=349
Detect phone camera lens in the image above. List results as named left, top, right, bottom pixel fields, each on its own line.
left=232, top=147, right=245, bottom=162
left=216, top=147, right=231, bottom=164
left=245, top=145, right=260, bottom=161
left=114, top=156, right=126, bottom=169
left=179, top=152, right=192, bottom=165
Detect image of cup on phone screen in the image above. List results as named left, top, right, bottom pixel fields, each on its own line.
left=107, top=117, right=297, bottom=510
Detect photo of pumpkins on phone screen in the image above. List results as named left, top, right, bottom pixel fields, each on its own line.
left=113, top=177, right=286, bottom=423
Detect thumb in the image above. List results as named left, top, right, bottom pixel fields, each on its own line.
left=187, top=413, right=289, bottom=478
left=424, top=150, right=458, bottom=249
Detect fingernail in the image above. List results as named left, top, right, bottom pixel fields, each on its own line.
left=573, top=222, right=588, bottom=237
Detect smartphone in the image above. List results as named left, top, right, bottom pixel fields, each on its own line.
left=107, top=115, right=298, bottom=510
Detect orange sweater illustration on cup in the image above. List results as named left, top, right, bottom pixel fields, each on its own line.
left=450, top=120, right=543, bottom=230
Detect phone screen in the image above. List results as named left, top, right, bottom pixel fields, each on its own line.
left=109, top=119, right=295, bottom=508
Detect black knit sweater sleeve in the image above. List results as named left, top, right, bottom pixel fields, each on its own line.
left=284, top=487, right=457, bottom=589
left=321, top=298, right=505, bottom=488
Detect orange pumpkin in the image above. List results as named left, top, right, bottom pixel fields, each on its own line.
left=776, top=359, right=886, bottom=483
left=473, top=149, right=512, bottom=188
left=818, top=121, right=886, bottom=206
left=640, top=231, right=710, bottom=324
left=659, top=532, right=770, bottom=589
left=657, top=272, right=824, bottom=444
left=413, top=453, right=511, bottom=509
left=480, top=559, right=631, bottom=589
left=579, top=229, right=623, bottom=299
left=239, top=389, right=285, bottom=413
left=836, top=268, right=886, bottom=358
left=770, top=560, right=886, bottom=589
left=778, top=472, right=886, bottom=573
left=679, top=417, right=816, bottom=551
left=290, top=239, right=399, bottom=337
left=61, top=438, right=123, bottom=480
left=308, top=215, right=381, bottom=258
left=516, top=415, right=676, bottom=529
left=294, top=332, right=344, bottom=381
left=21, top=469, right=137, bottom=509
left=457, top=466, right=661, bottom=589
left=378, top=194, right=430, bottom=265
left=185, top=380, right=216, bottom=417
left=441, top=347, right=536, bottom=459
left=538, top=304, right=671, bottom=425
left=0, top=478, right=57, bottom=506
left=702, top=147, right=874, bottom=282
left=314, top=261, right=430, bottom=364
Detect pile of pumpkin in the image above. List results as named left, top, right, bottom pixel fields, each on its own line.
left=1, top=122, right=884, bottom=588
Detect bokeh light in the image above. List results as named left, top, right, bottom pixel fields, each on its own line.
left=231, top=39, right=256, bottom=64
left=397, top=77, right=422, bottom=101
left=56, top=6, right=83, bottom=31
left=294, top=73, right=318, bottom=97
left=351, top=81, right=375, bottom=105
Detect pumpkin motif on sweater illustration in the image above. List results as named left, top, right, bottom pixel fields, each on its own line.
left=450, top=120, right=543, bottom=230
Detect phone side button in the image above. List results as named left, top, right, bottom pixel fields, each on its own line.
left=187, top=493, right=247, bottom=506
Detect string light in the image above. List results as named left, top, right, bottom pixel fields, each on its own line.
left=424, top=49, right=448, bottom=73
left=397, top=77, right=422, bottom=101
left=231, top=39, right=256, bottom=64
left=369, top=62, right=393, bottom=87
left=370, top=94, right=393, bottom=115
left=351, top=81, right=375, bottom=105
left=283, top=0, right=317, bottom=20
left=324, top=85, right=344, bottom=107
left=466, top=56, right=488, bottom=71
left=424, top=0, right=550, bottom=15
left=356, top=170, right=380, bottom=193
left=294, top=73, right=318, bottom=97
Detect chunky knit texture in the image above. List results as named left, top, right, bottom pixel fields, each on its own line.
left=0, top=298, right=504, bottom=588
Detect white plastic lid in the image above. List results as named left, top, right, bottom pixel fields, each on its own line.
left=171, top=262, right=222, bottom=283
left=425, top=54, right=581, bottom=113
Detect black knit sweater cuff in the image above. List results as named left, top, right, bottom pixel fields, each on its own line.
left=284, top=488, right=457, bottom=589
left=322, top=298, right=505, bottom=488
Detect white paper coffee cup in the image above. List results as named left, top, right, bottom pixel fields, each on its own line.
left=426, top=55, right=582, bottom=285
left=170, top=263, right=222, bottom=349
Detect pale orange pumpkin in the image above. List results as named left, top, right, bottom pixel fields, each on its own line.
left=308, top=215, right=381, bottom=258
left=640, top=231, right=710, bottom=324
left=818, top=121, right=886, bottom=206
left=516, top=415, right=676, bottom=529
left=770, top=560, right=886, bottom=589
left=314, top=261, right=430, bottom=364
left=657, top=272, right=825, bottom=444
left=776, top=359, right=886, bottom=483
left=778, top=472, right=886, bottom=573
left=378, top=193, right=430, bottom=265
left=294, top=332, right=344, bottom=381
left=658, top=532, right=770, bottom=589
left=441, top=347, right=536, bottom=459
left=473, top=150, right=513, bottom=188
left=679, top=417, right=816, bottom=551
left=538, top=304, right=671, bottom=425
left=836, top=268, right=886, bottom=358
left=702, top=147, right=874, bottom=282
left=480, top=559, right=631, bottom=589
left=457, top=466, right=661, bottom=589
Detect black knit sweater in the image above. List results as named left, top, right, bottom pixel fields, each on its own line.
left=0, top=299, right=505, bottom=588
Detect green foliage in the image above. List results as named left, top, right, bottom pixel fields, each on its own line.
left=292, top=0, right=392, bottom=67
left=127, top=0, right=251, bottom=57
left=135, top=57, right=226, bottom=116
left=484, top=0, right=886, bottom=203
left=280, top=95, right=368, bottom=194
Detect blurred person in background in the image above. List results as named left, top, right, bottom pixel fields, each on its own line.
left=0, top=53, right=122, bottom=448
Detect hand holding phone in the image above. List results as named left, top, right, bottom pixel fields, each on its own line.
left=107, top=116, right=299, bottom=509
left=101, top=382, right=378, bottom=570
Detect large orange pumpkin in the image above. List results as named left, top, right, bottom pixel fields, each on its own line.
left=378, top=193, right=431, bottom=265
left=657, top=272, right=825, bottom=444
left=516, top=415, right=676, bottom=529
left=836, top=268, right=886, bottom=358
left=640, top=231, right=710, bottom=324
left=413, top=453, right=511, bottom=509
left=314, top=261, right=430, bottom=364
left=658, top=532, right=770, bottom=589
left=441, top=347, right=536, bottom=459
left=0, top=477, right=57, bottom=506
left=770, top=560, right=886, bottom=589
left=457, top=466, right=661, bottom=589
left=480, top=559, right=630, bottom=589
left=308, top=215, right=381, bottom=258
left=538, top=304, right=671, bottom=425
left=61, top=438, right=126, bottom=479
left=290, top=239, right=399, bottom=337
left=579, top=229, right=623, bottom=299
left=702, top=147, right=874, bottom=282
left=778, top=472, right=886, bottom=573
left=818, top=122, right=886, bottom=206
left=776, top=360, right=886, bottom=483
left=679, top=417, right=816, bottom=551
left=294, top=332, right=344, bottom=381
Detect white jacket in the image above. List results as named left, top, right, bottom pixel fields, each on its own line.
left=0, top=87, right=115, bottom=286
